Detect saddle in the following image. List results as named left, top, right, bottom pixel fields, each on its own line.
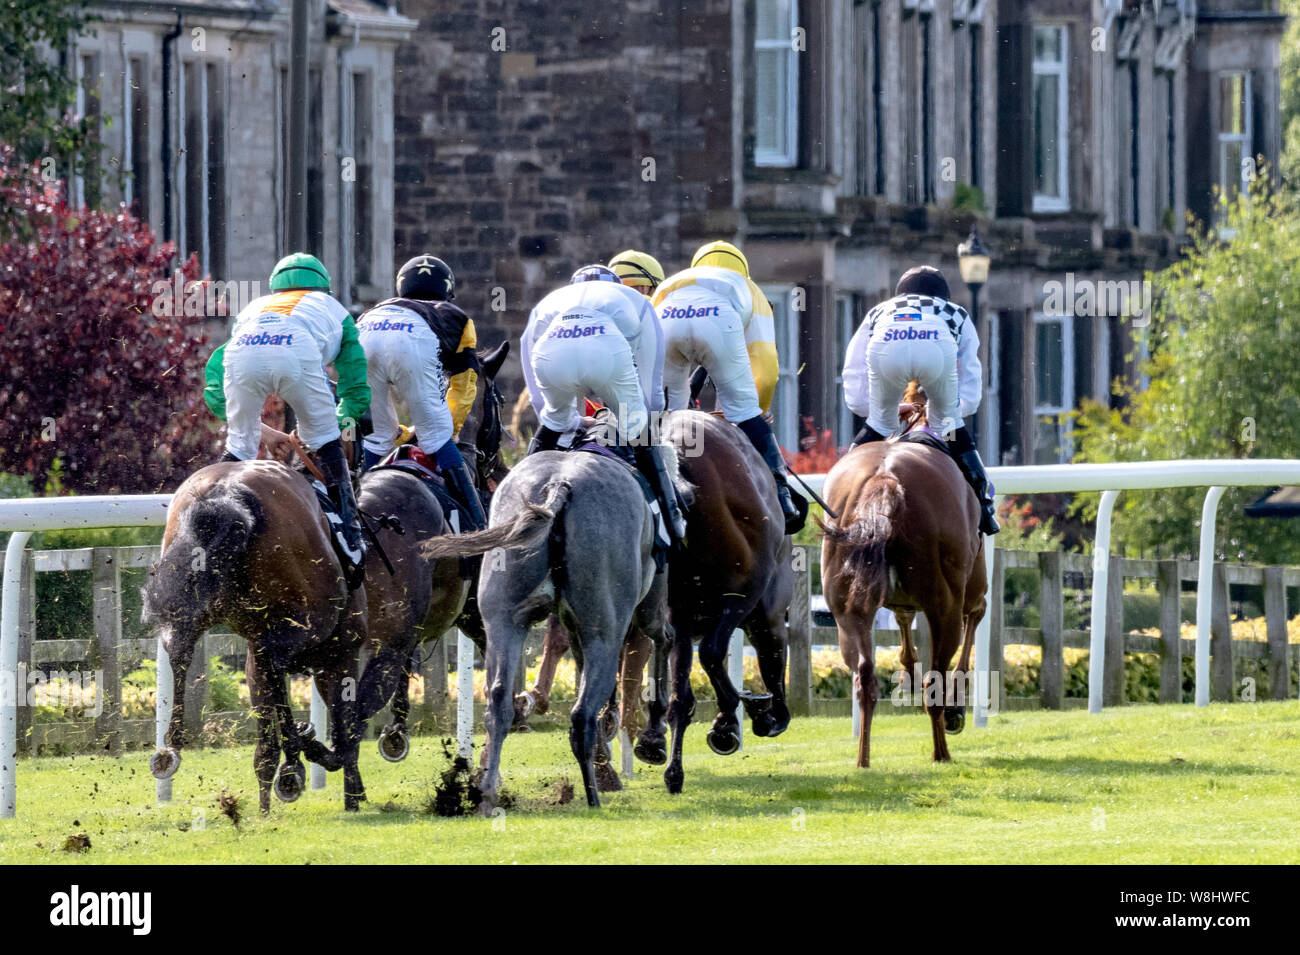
left=570, top=429, right=673, bottom=571
left=890, top=423, right=950, bottom=456
left=369, top=445, right=467, bottom=533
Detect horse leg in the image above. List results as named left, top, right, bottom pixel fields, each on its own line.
left=149, top=626, right=199, bottom=784
left=245, top=648, right=280, bottom=815
left=836, top=612, right=877, bottom=768
left=636, top=625, right=670, bottom=765
left=924, top=607, right=964, bottom=762
left=316, top=664, right=366, bottom=810
left=663, top=624, right=695, bottom=794
left=696, top=597, right=751, bottom=756
left=569, top=635, right=621, bottom=808
left=359, top=642, right=411, bottom=761
left=948, top=576, right=987, bottom=736
left=745, top=605, right=791, bottom=739
left=480, top=620, right=526, bottom=813
left=897, top=609, right=918, bottom=701
left=617, top=627, right=652, bottom=776
left=514, top=613, right=569, bottom=728
left=593, top=675, right=622, bottom=793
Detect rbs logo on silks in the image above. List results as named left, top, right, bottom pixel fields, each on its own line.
left=881, top=327, right=940, bottom=343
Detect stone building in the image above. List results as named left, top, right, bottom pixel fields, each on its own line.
left=391, top=0, right=1285, bottom=464
left=78, top=0, right=414, bottom=312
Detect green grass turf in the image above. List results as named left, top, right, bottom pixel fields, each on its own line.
left=3, top=702, right=1298, bottom=864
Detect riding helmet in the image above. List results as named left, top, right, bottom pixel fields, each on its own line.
left=269, top=252, right=331, bottom=292
left=570, top=264, right=621, bottom=284
left=397, top=255, right=456, bottom=301
left=607, top=250, right=665, bottom=291
left=691, top=240, right=749, bottom=278
left=895, top=265, right=951, bottom=301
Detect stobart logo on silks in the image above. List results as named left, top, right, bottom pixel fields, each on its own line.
left=881, top=327, right=940, bottom=342
left=234, top=331, right=294, bottom=346
left=359, top=318, right=417, bottom=334
left=660, top=305, right=721, bottom=319
left=547, top=324, right=607, bottom=340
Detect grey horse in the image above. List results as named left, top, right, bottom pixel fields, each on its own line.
left=424, top=445, right=672, bottom=809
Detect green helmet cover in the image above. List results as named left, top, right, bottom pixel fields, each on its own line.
left=269, top=252, right=331, bottom=292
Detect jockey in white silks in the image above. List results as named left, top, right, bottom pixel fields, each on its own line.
left=841, top=265, right=1000, bottom=535
left=520, top=264, right=686, bottom=546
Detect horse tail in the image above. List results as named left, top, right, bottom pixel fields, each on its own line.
left=146, top=484, right=261, bottom=623
left=422, top=480, right=572, bottom=561
left=818, top=473, right=903, bottom=609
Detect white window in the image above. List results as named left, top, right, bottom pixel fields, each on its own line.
left=180, top=60, right=227, bottom=277
left=1032, top=25, right=1069, bottom=213
left=1033, top=312, right=1074, bottom=464
left=1217, top=72, right=1252, bottom=204
left=764, top=285, right=800, bottom=451
left=754, top=0, right=799, bottom=167
left=349, top=70, right=375, bottom=297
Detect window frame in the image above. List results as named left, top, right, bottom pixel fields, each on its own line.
left=763, top=284, right=801, bottom=451
left=1031, top=23, right=1070, bottom=214
left=1032, top=311, right=1075, bottom=464
left=754, top=0, right=800, bottom=168
left=1216, top=70, right=1252, bottom=204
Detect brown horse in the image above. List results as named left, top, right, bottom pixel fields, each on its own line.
left=641, top=409, right=795, bottom=794
left=143, top=459, right=369, bottom=811
left=819, top=383, right=987, bottom=767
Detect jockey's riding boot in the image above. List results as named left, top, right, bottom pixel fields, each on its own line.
left=947, top=426, right=1000, bottom=536
left=435, top=443, right=489, bottom=532
left=736, top=415, right=805, bottom=535
left=362, top=447, right=383, bottom=472
left=635, top=444, right=688, bottom=546
left=219, top=450, right=241, bottom=463
left=850, top=424, right=887, bottom=448
left=317, top=438, right=367, bottom=585
left=527, top=426, right=574, bottom=455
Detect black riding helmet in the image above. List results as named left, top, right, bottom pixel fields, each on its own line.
left=895, top=265, right=950, bottom=300
left=396, top=255, right=455, bottom=300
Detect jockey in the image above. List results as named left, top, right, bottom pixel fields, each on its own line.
left=607, top=249, right=665, bottom=298
left=203, top=252, right=370, bottom=581
left=652, top=240, right=803, bottom=534
left=356, top=254, right=488, bottom=531
left=842, top=265, right=1000, bottom=535
left=521, top=264, right=687, bottom=544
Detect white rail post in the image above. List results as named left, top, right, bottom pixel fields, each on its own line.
left=1, top=530, right=32, bottom=819
left=973, top=521, right=997, bottom=728
left=728, top=629, right=744, bottom=750
left=456, top=629, right=474, bottom=760
left=851, top=677, right=861, bottom=739
left=309, top=679, right=327, bottom=790
left=154, top=634, right=173, bottom=804
left=1087, top=490, right=1121, bottom=714
left=1195, top=486, right=1227, bottom=707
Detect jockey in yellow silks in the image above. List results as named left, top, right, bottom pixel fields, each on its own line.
left=653, top=240, right=801, bottom=533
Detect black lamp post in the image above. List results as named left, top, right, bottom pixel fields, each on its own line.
left=957, top=228, right=991, bottom=452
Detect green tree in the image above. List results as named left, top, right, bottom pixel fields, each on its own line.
left=1072, top=176, right=1300, bottom=564
left=0, top=0, right=95, bottom=224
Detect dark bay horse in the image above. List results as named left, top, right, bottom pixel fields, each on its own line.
left=641, top=409, right=795, bottom=795
left=424, top=445, right=671, bottom=809
left=819, top=384, right=987, bottom=767
left=350, top=342, right=510, bottom=759
left=143, top=460, right=368, bottom=811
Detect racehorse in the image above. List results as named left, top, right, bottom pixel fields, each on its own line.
left=818, top=381, right=987, bottom=767
left=347, top=341, right=510, bottom=760
left=423, top=438, right=672, bottom=809
left=637, top=409, right=794, bottom=794
left=143, top=459, right=369, bottom=812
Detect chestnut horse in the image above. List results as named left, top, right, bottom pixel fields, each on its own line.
left=819, top=383, right=987, bottom=767
left=143, top=460, right=368, bottom=811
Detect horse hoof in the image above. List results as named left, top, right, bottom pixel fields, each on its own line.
left=751, top=711, right=789, bottom=739
left=944, top=710, right=965, bottom=735
left=149, top=747, right=181, bottom=780
left=378, top=725, right=410, bottom=762
left=274, top=762, right=306, bottom=803
left=738, top=691, right=773, bottom=722
left=599, top=707, right=619, bottom=741
left=664, top=765, right=684, bottom=795
left=706, top=726, right=741, bottom=756
left=634, top=736, right=668, bottom=766
left=295, top=721, right=316, bottom=742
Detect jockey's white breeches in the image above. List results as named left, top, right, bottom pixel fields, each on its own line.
left=865, top=321, right=961, bottom=436
left=529, top=318, right=648, bottom=442
left=359, top=323, right=453, bottom=458
left=660, top=295, right=762, bottom=423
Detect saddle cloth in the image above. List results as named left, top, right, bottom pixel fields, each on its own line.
left=369, top=445, right=466, bottom=533
left=890, top=424, right=949, bottom=456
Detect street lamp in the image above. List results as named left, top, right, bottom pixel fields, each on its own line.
left=957, top=228, right=992, bottom=455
